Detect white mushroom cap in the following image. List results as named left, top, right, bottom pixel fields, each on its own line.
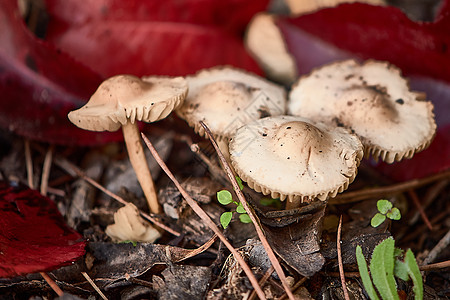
left=229, top=115, right=363, bottom=203
left=245, top=13, right=297, bottom=84
left=176, top=66, right=286, bottom=140
left=68, top=75, right=188, bottom=131
left=288, top=60, right=436, bottom=163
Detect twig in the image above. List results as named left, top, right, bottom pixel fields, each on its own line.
left=330, top=169, right=450, bottom=204
left=24, top=139, right=34, bottom=189
left=199, top=121, right=295, bottom=300
left=54, top=157, right=181, bottom=237
left=419, top=260, right=450, bottom=271
left=337, top=216, right=350, bottom=300
left=249, top=266, right=275, bottom=300
left=422, top=228, right=450, bottom=265
left=40, top=272, right=63, bottom=297
left=141, top=132, right=267, bottom=300
left=409, top=179, right=448, bottom=225
left=40, top=145, right=54, bottom=196
left=408, top=190, right=433, bottom=230
left=326, top=259, right=450, bottom=277
left=81, top=272, right=108, bottom=300
left=125, top=273, right=154, bottom=288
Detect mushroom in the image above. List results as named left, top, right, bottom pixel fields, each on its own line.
left=176, top=66, right=286, bottom=141
left=245, top=13, right=297, bottom=85
left=288, top=59, right=436, bottom=163
left=105, top=203, right=161, bottom=243
left=229, top=115, right=363, bottom=209
left=68, top=75, right=188, bottom=213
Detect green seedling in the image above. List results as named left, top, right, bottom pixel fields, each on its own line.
left=217, top=176, right=251, bottom=229
left=356, top=237, right=423, bottom=300
left=371, top=199, right=401, bottom=227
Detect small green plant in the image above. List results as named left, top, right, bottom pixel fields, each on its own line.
left=217, top=176, right=251, bottom=229
left=371, top=199, right=401, bottom=227
left=356, top=237, right=423, bottom=300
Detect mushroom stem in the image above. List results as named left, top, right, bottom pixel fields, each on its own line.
left=122, top=122, right=160, bottom=214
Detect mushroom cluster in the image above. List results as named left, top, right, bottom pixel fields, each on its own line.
left=68, top=59, right=436, bottom=213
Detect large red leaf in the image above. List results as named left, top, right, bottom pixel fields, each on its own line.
left=0, top=0, right=121, bottom=145
left=277, top=2, right=450, bottom=81
left=47, top=21, right=262, bottom=78
left=44, top=0, right=269, bottom=37
left=276, top=2, right=450, bottom=180
left=0, top=181, right=85, bottom=278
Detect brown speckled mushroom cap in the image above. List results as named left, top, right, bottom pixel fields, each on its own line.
left=68, top=74, right=187, bottom=131
left=229, top=115, right=363, bottom=203
left=288, top=60, right=436, bottom=163
left=176, top=66, right=286, bottom=140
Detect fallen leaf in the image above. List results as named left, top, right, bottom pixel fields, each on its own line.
left=0, top=1, right=121, bottom=145
left=44, top=0, right=269, bottom=36
left=46, top=21, right=263, bottom=78
left=0, top=181, right=85, bottom=278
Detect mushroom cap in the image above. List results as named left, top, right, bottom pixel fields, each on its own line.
left=68, top=75, right=188, bottom=132
left=229, top=115, right=363, bottom=203
left=176, top=66, right=286, bottom=140
left=288, top=60, right=436, bottom=163
left=245, top=13, right=297, bottom=84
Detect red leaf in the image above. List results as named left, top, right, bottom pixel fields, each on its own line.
left=276, top=2, right=450, bottom=180
left=47, top=21, right=262, bottom=78
left=278, top=2, right=450, bottom=81
left=0, top=1, right=122, bottom=145
left=44, top=0, right=269, bottom=37
left=0, top=181, right=85, bottom=278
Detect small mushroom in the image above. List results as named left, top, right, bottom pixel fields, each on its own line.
left=245, top=13, right=297, bottom=85
left=68, top=75, right=188, bottom=213
left=105, top=203, right=161, bottom=243
left=176, top=66, right=286, bottom=141
left=229, top=115, right=363, bottom=209
left=288, top=60, right=436, bottom=163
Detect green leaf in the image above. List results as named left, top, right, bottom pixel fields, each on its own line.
left=370, top=237, right=399, bottom=300
left=356, top=245, right=380, bottom=300
left=235, top=176, right=244, bottom=190
left=217, top=190, right=233, bottom=205
left=377, top=199, right=393, bottom=215
left=387, top=207, right=401, bottom=221
left=118, top=240, right=137, bottom=247
left=236, top=203, right=246, bottom=214
left=220, top=212, right=233, bottom=229
left=371, top=213, right=386, bottom=227
left=404, top=249, right=423, bottom=300
left=394, top=259, right=409, bottom=281
left=239, top=213, right=252, bottom=223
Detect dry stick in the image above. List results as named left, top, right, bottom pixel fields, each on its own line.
left=327, top=260, right=450, bottom=278
left=39, top=272, right=63, bottom=297
left=410, top=179, right=448, bottom=225
left=420, top=260, right=450, bottom=271
left=337, top=216, right=350, bottom=300
left=408, top=190, right=433, bottom=230
left=54, top=157, right=181, bottom=237
left=24, top=139, right=34, bottom=189
left=40, top=145, right=54, bottom=196
left=199, top=121, right=295, bottom=300
left=248, top=266, right=275, bottom=300
left=141, top=133, right=267, bottom=300
left=330, top=169, right=450, bottom=204
left=423, top=228, right=450, bottom=265
left=81, top=272, right=108, bottom=300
